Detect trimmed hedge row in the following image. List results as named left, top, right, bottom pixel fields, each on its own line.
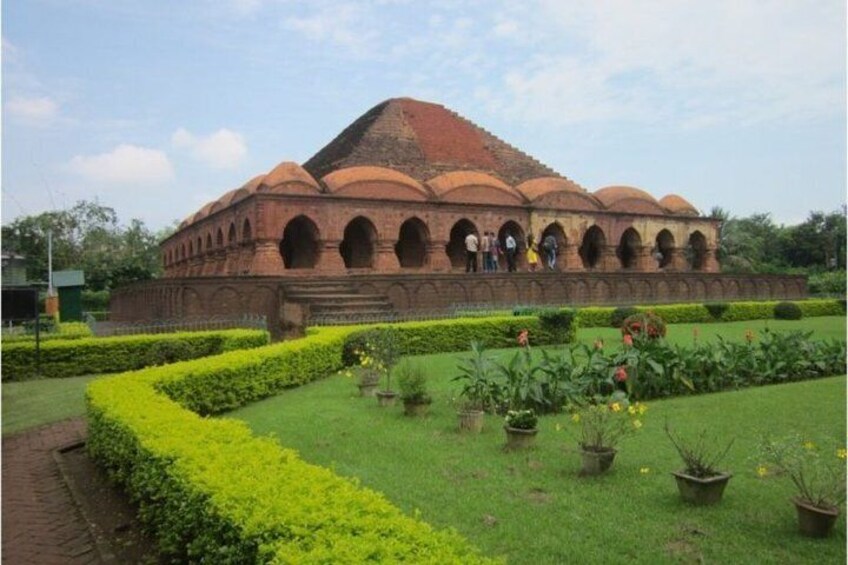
left=1, top=321, right=94, bottom=343
left=3, top=329, right=270, bottom=381
left=86, top=324, right=497, bottom=563
left=574, top=299, right=843, bottom=328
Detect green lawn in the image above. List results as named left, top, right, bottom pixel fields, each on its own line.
left=2, top=374, right=100, bottom=435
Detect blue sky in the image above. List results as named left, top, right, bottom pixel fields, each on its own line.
left=3, top=0, right=845, bottom=230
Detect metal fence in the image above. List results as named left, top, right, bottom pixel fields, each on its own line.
left=87, top=314, right=268, bottom=337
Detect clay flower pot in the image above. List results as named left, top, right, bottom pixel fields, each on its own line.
left=672, top=471, right=732, bottom=505
left=403, top=399, right=431, bottom=417
left=376, top=390, right=398, bottom=407
left=793, top=497, right=840, bottom=537
left=457, top=409, right=485, bottom=433
left=579, top=447, right=617, bottom=476
left=357, top=382, right=379, bottom=397
left=504, top=426, right=538, bottom=449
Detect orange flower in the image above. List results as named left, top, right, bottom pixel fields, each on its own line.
left=517, top=329, right=529, bottom=347
left=622, top=334, right=633, bottom=347
left=614, top=366, right=628, bottom=382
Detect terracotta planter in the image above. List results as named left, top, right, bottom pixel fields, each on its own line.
left=504, top=426, right=537, bottom=449
left=672, top=471, right=732, bottom=505
left=358, top=382, right=379, bottom=397
left=403, top=399, right=431, bottom=417
left=376, top=390, right=398, bottom=407
left=793, top=497, right=840, bottom=538
left=457, top=410, right=485, bottom=433
left=579, top=447, right=617, bottom=476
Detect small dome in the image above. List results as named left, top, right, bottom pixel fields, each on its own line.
left=322, top=166, right=432, bottom=201
left=594, top=185, right=666, bottom=214
left=192, top=201, right=217, bottom=223
left=516, top=177, right=601, bottom=211
left=426, top=171, right=526, bottom=205
left=259, top=162, right=321, bottom=193
left=660, top=194, right=699, bottom=216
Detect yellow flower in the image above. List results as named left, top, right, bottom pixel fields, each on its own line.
left=571, top=413, right=581, bottom=423
left=756, top=465, right=768, bottom=478
left=640, top=467, right=650, bottom=474
left=837, top=448, right=847, bottom=460
left=555, top=423, right=562, bottom=432
left=628, top=405, right=637, bottom=415
left=803, top=441, right=816, bottom=450
left=637, top=403, right=647, bottom=415
left=610, top=402, right=622, bottom=413
left=632, top=420, right=643, bottom=429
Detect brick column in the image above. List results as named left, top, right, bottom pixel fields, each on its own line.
left=703, top=248, right=720, bottom=273
left=562, top=243, right=582, bottom=270
left=316, top=239, right=346, bottom=273
left=188, top=257, right=203, bottom=277
left=601, top=245, right=619, bottom=271
left=374, top=240, right=400, bottom=272
left=238, top=243, right=254, bottom=275
left=224, top=246, right=240, bottom=275
left=250, top=240, right=286, bottom=275
left=635, top=246, right=653, bottom=272
left=427, top=240, right=451, bottom=272
left=667, top=247, right=687, bottom=271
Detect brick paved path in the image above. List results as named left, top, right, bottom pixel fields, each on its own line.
left=2, top=418, right=101, bottom=564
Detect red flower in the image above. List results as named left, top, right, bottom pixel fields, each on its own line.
left=517, top=330, right=529, bottom=347
left=631, top=322, right=642, bottom=330
left=614, top=366, right=628, bottom=382
left=622, top=334, right=633, bottom=347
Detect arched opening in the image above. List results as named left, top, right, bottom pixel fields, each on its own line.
left=242, top=218, right=252, bottom=242
left=340, top=216, right=378, bottom=268
left=180, top=244, right=186, bottom=260
left=395, top=217, right=429, bottom=268
left=216, top=228, right=224, bottom=247
left=196, top=237, right=203, bottom=255
left=617, top=227, right=642, bottom=269
left=280, top=215, right=320, bottom=269
left=688, top=231, right=708, bottom=271
left=188, top=240, right=194, bottom=257
left=541, top=222, right=567, bottom=268
left=228, top=223, right=237, bottom=245
left=579, top=226, right=606, bottom=269
left=206, top=233, right=213, bottom=251
left=446, top=219, right=478, bottom=269
left=655, top=229, right=675, bottom=268
left=498, top=221, right=527, bottom=270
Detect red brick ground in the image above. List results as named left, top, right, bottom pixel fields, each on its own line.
left=2, top=418, right=101, bottom=564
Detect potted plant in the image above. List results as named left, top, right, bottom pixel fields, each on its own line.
left=363, top=330, right=400, bottom=407
left=758, top=435, right=846, bottom=537
left=453, top=341, right=495, bottom=433
left=396, top=362, right=432, bottom=416
left=504, top=409, right=538, bottom=449
left=570, top=394, right=646, bottom=476
left=665, top=421, right=733, bottom=505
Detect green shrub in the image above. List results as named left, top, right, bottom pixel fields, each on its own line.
left=635, top=304, right=712, bottom=324
left=538, top=308, right=578, bottom=344
left=81, top=289, right=111, bottom=311
left=610, top=307, right=638, bottom=328
left=86, top=326, right=492, bottom=563
left=796, top=299, right=844, bottom=318
left=807, top=271, right=846, bottom=296
left=3, top=329, right=269, bottom=381
left=2, top=321, right=93, bottom=343
left=704, top=302, right=730, bottom=320
left=575, top=307, right=615, bottom=328
left=774, top=302, right=803, bottom=320
left=719, top=301, right=777, bottom=322
left=396, top=362, right=431, bottom=404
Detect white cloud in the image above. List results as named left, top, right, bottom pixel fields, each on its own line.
left=5, top=95, right=58, bottom=125
left=171, top=127, right=248, bottom=169
left=2, top=37, right=19, bottom=62
left=282, top=3, right=378, bottom=56
left=230, top=0, right=263, bottom=15
left=68, top=144, right=175, bottom=185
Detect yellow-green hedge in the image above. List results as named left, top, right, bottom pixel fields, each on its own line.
left=3, top=329, right=269, bottom=381
left=1, top=321, right=93, bottom=343
left=86, top=323, right=496, bottom=562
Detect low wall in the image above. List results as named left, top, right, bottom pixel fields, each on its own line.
left=111, top=272, right=807, bottom=338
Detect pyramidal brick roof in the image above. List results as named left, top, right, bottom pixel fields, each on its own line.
left=303, top=97, right=562, bottom=185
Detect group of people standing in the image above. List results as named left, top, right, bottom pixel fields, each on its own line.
left=464, top=232, right=559, bottom=273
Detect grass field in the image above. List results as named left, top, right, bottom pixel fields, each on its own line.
left=229, top=374, right=846, bottom=564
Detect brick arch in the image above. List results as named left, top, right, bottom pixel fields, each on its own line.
left=414, top=282, right=439, bottom=308
left=446, top=219, right=478, bottom=270
left=183, top=287, right=203, bottom=317
left=655, top=229, right=675, bottom=268
left=688, top=231, right=708, bottom=271
left=501, top=280, right=520, bottom=305
left=340, top=216, right=379, bottom=269
left=210, top=286, right=240, bottom=315
left=448, top=281, right=468, bottom=304
left=498, top=220, right=527, bottom=270
left=692, top=279, right=707, bottom=300
left=617, top=227, right=642, bottom=269
left=726, top=279, right=741, bottom=299
left=593, top=280, right=611, bottom=303
left=709, top=279, right=723, bottom=300
left=472, top=281, right=494, bottom=303
left=206, top=233, right=213, bottom=252
left=242, top=218, right=252, bottom=241
left=216, top=228, right=224, bottom=247
left=580, top=225, right=606, bottom=269
left=248, top=287, right=276, bottom=315
left=228, top=222, right=237, bottom=245
left=281, top=215, right=321, bottom=269
left=395, top=216, right=429, bottom=268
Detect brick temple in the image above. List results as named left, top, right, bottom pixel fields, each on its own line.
left=112, top=98, right=805, bottom=333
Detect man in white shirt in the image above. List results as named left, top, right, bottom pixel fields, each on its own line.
left=505, top=233, right=517, bottom=272
left=465, top=232, right=479, bottom=273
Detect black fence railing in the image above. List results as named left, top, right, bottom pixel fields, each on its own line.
left=88, top=315, right=268, bottom=337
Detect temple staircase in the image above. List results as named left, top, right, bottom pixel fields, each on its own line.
left=283, top=281, right=396, bottom=325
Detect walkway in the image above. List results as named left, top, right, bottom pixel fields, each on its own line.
left=2, top=418, right=101, bottom=564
